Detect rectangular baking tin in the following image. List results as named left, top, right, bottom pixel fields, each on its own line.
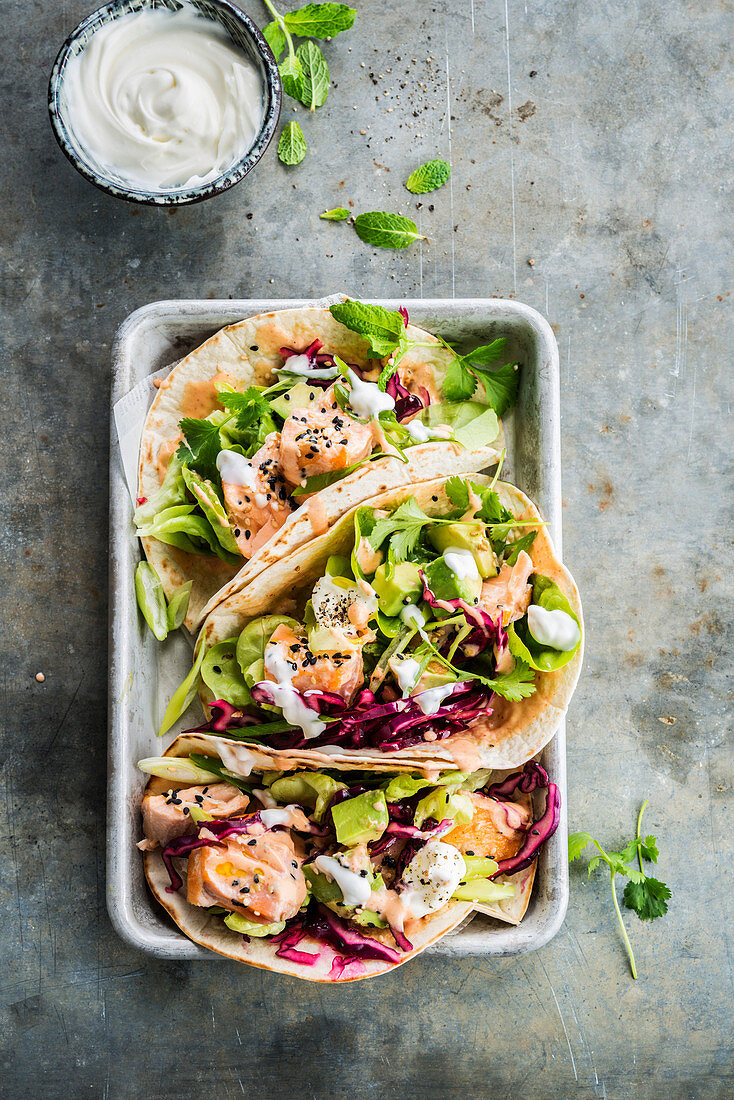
left=108, top=298, right=568, bottom=960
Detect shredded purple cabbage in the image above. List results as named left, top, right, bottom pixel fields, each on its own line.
left=398, top=306, right=409, bottom=326
left=309, top=905, right=404, bottom=963
left=487, top=762, right=561, bottom=879
left=273, top=923, right=320, bottom=966
left=186, top=699, right=259, bottom=733
left=386, top=371, right=427, bottom=421
left=419, top=571, right=507, bottom=655
left=279, top=340, right=363, bottom=387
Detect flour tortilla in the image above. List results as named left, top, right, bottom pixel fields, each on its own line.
left=142, top=733, right=475, bottom=982
left=137, top=306, right=505, bottom=630
left=195, top=475, right=583, bottom=772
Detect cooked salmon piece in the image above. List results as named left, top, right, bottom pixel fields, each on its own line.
left=264, top=623, right=364, bottom=703
left=142, top=783, right=251, bottom=847
left=478, top=550, right=534, bottom=627
left=444, top=791, right=532, bottom=863
left=186, top=829, right=306, bottom=923
left=278, top=386, right=374, bottom=487
left=219, top=434, right=293, bottom=559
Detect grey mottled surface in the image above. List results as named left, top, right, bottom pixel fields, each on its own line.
left=1, top=0, right=732, bottom=1096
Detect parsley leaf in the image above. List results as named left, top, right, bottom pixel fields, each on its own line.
left=283, top=3, right=356, bottom=38
left=405, top=158, right=451, bottom=194
left=567, top=801, right=670, bottom=979
left=484, top=660, right=536, bottom=701
left=329, top=300, right=405, bottom=358
left=353, top=211, right=426, bottom=249
left=178, top=418, right=223, bottom=481
left=278, top=121, right=307, bottom=165
left=623, top=877, right=671, bottom=921
left=320, top=207, right=350, bottom=220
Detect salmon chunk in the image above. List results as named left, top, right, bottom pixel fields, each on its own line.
left=142, top=783, right=251, bottom=847
left=186, top=830, right=306, bottom=923
left=444, top=792, right=531, bottom=863
left=219, top=434, right=293, bottom=559
left=478, top=550, right=534, bottom=627
left=278, top=386, right=374, bottom=487
left=264, top=623, right=364, bottom=703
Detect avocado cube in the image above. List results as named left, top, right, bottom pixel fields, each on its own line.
left=428, top=522, right=497, bottom=578
left=331, top=789, right=389, bottom=845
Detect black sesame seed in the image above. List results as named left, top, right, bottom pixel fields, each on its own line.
left=234, top=529, right=241, bottom=537
left=212, top=665, right=222, bottom=674
left=245, top=531, right=251, bottom=539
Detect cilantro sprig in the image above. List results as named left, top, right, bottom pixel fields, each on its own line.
left=569, top=801, right=671, bottom=979
left=440, top=336, right=520, bottom=416
left=368, top=497, right=476, bottom=563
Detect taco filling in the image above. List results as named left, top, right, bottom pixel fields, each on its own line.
left=139, top=747, right=559, bottom=978
left=172, top=475, right=582, bottom=769
left=134, top=303, right=514, bottom=631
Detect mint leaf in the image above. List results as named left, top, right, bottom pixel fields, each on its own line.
left=279, top=54, right=304, bottom=102
left=329, top=300, right=404, bottom=357
left=568, top=832, right=595, bottom=862
left=178, top=418, right=222, bottom=481
left=353, top=211, right=426, bottom=249
left=263, top=20, right=286, bottom=60
left=623, top=877, right=671, bottom=921
left=442, top=357, right=477, bottom=401
left=278, top=121, right=307, bottom=165
left=406, top=158, right=451, bottom=194
left=473, top=361, right=520, bottom=417
left=283, top=3, right=356, bottom=38
left=295, top=41, right=329, bottom=110
left=320, top=207, right=350, bottom=220
left=485, top=660, right=536, bottom=701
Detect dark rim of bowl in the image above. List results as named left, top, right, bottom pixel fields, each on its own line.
left=48, top=0, right=282, bottom=207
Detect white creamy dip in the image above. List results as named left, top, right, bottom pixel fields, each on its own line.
left=442, top=547, right=480, bottom=581
left=62, top=5, right=265, bottom=190
left=527, top=604, right=581, bottom=651
left=346, top=369, right=396, bottom=419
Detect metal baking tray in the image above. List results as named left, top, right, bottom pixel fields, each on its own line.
left=107, top=297, right=568, bottom=960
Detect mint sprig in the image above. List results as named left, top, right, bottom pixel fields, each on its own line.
left=569, top=801, right=671, bottom=979
left=329, top=300, right=405, bottom=358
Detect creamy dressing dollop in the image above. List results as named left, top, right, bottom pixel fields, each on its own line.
left=61, top=5, right=265, bottom=191
left=527, top=604, right=581, bottom=651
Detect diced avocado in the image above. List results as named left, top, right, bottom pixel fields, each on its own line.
left=423, top=557, right=482, bottom=606
left=428, top=522, right=497, bottom=578
left=353, top=909, right=387, bottom=928
left=332, top=789, right=389, bottom=845
left=269, top=772, right=346, bottom=821
left=223, top=913, right=286, bottom=937
left=308, top=624, right=346, bottom=654
left=270, top=382, right=324, bottom=420
left=414, top=789, right=474, bottom=828
left=414, top=662, right=456, bottom=693
left=303, top=865, right=343, bottom=905
left=372, top=561, right=423, bottom=617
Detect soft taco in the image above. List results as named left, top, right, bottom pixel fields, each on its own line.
left=135, top=300, right=514, bottom=630
left=137, top=733, right=560, bottom=981
left=164, top=474, right=583, bottom=774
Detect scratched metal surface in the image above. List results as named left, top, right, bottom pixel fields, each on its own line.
left=1, top=0, right=731, bottom=1096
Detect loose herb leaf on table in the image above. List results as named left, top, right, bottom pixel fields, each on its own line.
left=283, top=3, right=356, bottom=38
left=353, top=211, right=427, bottom=249
left=278, top=121, right=307, bottom=165
left=568, top=801, right=671, bottom=979
left=320, top=207, right=351, bottom=220
left=406, top=158, right=451, bottom=194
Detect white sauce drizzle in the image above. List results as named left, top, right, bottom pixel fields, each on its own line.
left=405, top=420, right=451, bottom=443
left=260, top=806, right=297, bottom=828
left=400, top=603, right=426, bottom=629
left=313, top=855, right=373, bottom=907
left=392, top=657, right=422, bottom=697
left=442, top=546, right=480, bottom=580
left=346, top=369, right=396, bottom=419
left=278, top=354, right=338, bottom=381
left=252, top=787, right=277, bottom=808
left=527, top=605, right=581, bottom=651
left=61, top=5, right=265, bottom=191
left=260, top=647, right=326, bottom=740
left=414, top=683, right=456, bottom=715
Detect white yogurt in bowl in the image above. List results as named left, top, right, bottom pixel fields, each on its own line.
left=50, top=0, right=278, bottom=204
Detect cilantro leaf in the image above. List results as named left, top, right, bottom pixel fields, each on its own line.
left=283, top=3, right=356, bottom=38
left=464, top=339, right=508, bottom=367
left=278, top=121, right=307, bottom=165
left=473, top=361, right=520, bottom=418
left=367, top=497, right=433, bottom=561
left=219, top=388, right=271, bottom=430
left=485, top=660, right=536, bottom=702
left=568, top=832, right=595, bottom=862
left=405, top=158, right=451, bottom=194
left=623, top=877, right=671, bottom=921
left=442, top=357, right=477, bottom=401
left=329, top=300, right=405, bottom=358
left=640, top=835, right=659, bottom=864
left=353, top=211, right=426, bottom=250
left=295, top=41, right=329, bottom=110
left=445, top=476, right=470, bottom=510
left=320, top=207, right=350, bottom=220
left=178, top=418, right=222, bottom=481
